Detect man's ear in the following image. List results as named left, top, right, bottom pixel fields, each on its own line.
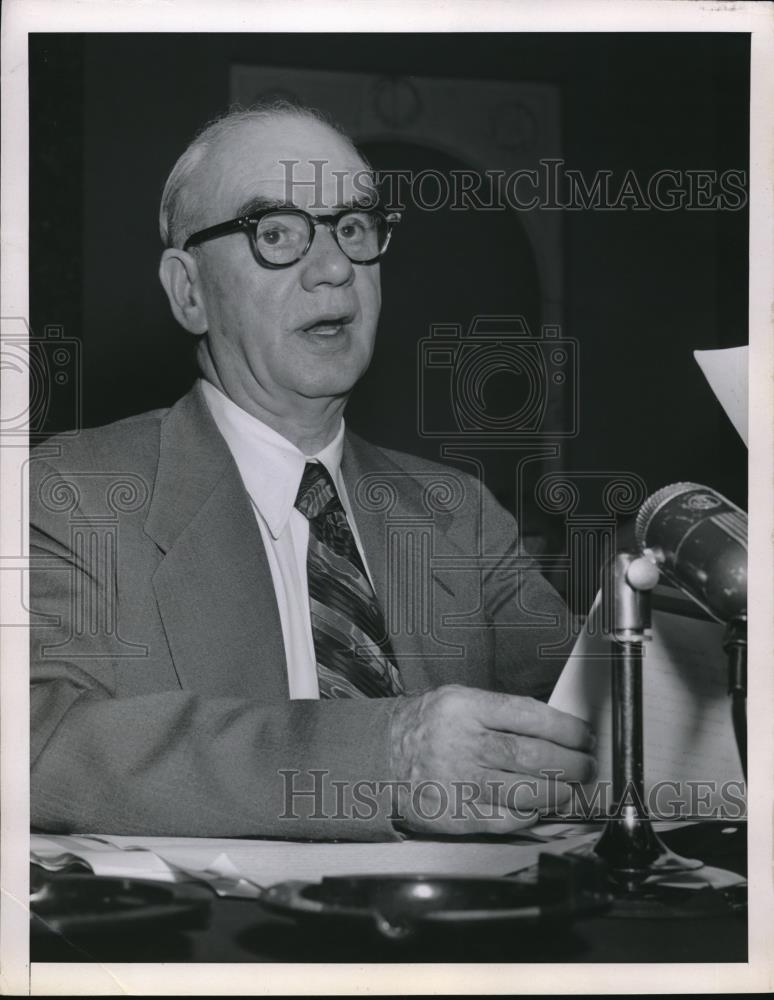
left=158, top=249, right=209, bottom=335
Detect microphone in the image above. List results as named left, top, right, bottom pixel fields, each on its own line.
left=634, top=482, right=747, bottom=624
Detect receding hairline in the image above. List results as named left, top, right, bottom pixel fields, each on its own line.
left=159, top=103, right=371, bottom=250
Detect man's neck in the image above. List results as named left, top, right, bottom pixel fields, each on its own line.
left=199, top=371, right=346, bottom=456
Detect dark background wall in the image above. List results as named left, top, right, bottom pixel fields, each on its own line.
left=29, top=33, right=749, bottom=598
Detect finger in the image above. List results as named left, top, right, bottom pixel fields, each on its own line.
left=471, top=690, right=595, bottom=751
left=424, top=787, right=545, bottom=833
left=402, top=775, right=574, bottom=835
left=473, top=770, right=574, bottom=813
left=443, top=805, right=541, bottom=836
left=477, top=731, right=597, bottom=783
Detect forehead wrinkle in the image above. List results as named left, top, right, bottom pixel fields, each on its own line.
left=234, top=194, right=285, bottom=217
left=234, top=192, right=380, bottom=219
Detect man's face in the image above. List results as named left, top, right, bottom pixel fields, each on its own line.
left=188, top=116, right=381, bottom=414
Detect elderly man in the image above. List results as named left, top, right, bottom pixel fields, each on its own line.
left=30, top=102, right=595, bottom=840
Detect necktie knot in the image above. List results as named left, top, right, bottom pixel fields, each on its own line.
left=294, top=462, right=341, bottom=520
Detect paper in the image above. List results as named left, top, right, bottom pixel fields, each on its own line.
left=29, top=834, right=175, bottom=876
left=694, top=345, right=748, bottom=446
left=30, top=833, right=266, bottom=898
left=549, top=602, right=746, bottom=819
left=31, top=827, right=607, bottom=897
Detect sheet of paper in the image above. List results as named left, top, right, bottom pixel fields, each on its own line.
left=694, top=345, right=748, bottom=445
left=549, top=601, right=746, bottom=819
left=29, top=834, right=177, bottom=877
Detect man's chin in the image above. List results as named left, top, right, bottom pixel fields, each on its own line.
left=288, top=333, right=373, bottom=398
left=289, top=356, right=371, bottom=401
left=295, top=372, right=365, bottom=400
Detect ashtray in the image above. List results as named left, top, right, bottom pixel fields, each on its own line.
left=259, top=851, right=611, bottom=940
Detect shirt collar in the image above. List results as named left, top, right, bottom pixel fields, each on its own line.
left=199, top=378, right=345, bottom=539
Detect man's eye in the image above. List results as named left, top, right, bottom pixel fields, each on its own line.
left=338, top=217, right=369, bottom=240
left=258, top=227, right=286, bottom=246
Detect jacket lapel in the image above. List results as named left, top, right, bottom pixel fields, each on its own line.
left=144, top=384, right=288, bottom=701
left=342, top=432, right=496, bottom=693
left=342, top=432, right=458, bottom=693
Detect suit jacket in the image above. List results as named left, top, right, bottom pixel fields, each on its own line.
left=30, top=382, right=569, bottom=840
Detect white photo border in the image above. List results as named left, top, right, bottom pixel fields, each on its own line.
left=2, top=0, right=772, bottom=994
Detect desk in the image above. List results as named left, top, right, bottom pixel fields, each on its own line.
left=30, top=822, right=746, bottom=964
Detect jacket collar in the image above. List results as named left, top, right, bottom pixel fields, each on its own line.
left=144, top=381, right=235, bottom=554
left=198, top=379, right=348, bottom=541
left=144, top=382, right=438, bottom=557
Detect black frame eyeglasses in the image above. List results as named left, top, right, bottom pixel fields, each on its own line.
left=182, top=206, right=402, bottom=268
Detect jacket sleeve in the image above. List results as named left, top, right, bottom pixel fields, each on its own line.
left=29, top=454, right=403, bottom=840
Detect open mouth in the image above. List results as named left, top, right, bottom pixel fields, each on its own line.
left=302, top=314, right=353, bottom=336
left=304, top=322, right=344, bottom=336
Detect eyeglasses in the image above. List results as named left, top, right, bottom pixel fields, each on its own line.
left=183, top=206, right=402, bottom=268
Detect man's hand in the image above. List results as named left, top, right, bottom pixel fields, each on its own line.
left=389, top=685, right=596, bottom=835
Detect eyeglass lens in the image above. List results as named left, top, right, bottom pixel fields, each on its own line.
left=254, top=211, right=386, bottom=265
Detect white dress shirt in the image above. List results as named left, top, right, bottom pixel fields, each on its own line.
left=200, top=378, right=375, bottom=699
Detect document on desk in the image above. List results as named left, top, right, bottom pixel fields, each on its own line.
left=549, top=599, right=746, bottom=819
left=31, top=827, right=603, bottom=898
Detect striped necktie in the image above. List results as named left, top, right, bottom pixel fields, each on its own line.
left=294, top=461, right=404, bottom=699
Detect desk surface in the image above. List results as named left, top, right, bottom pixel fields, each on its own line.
left=30, top=822, right=747, bottom=964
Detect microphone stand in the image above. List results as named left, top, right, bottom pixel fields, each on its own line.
left=587, top=550, right=704, bottom=891
left=723, top=617, right=747, bottom=782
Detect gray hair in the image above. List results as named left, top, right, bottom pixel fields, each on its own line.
left=158, top=100, right=363, bottom=249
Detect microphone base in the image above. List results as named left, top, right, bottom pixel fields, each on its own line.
left=567, top=816, right=745, bottom=909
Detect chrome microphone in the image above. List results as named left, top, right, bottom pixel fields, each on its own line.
left=634, top=482, right=747, bottom=624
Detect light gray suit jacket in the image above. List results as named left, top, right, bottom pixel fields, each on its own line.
left=30, top=383, right=569, bottom=840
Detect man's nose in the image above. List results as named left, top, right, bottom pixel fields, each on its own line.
left=299, top=224, right=355, bottom=289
